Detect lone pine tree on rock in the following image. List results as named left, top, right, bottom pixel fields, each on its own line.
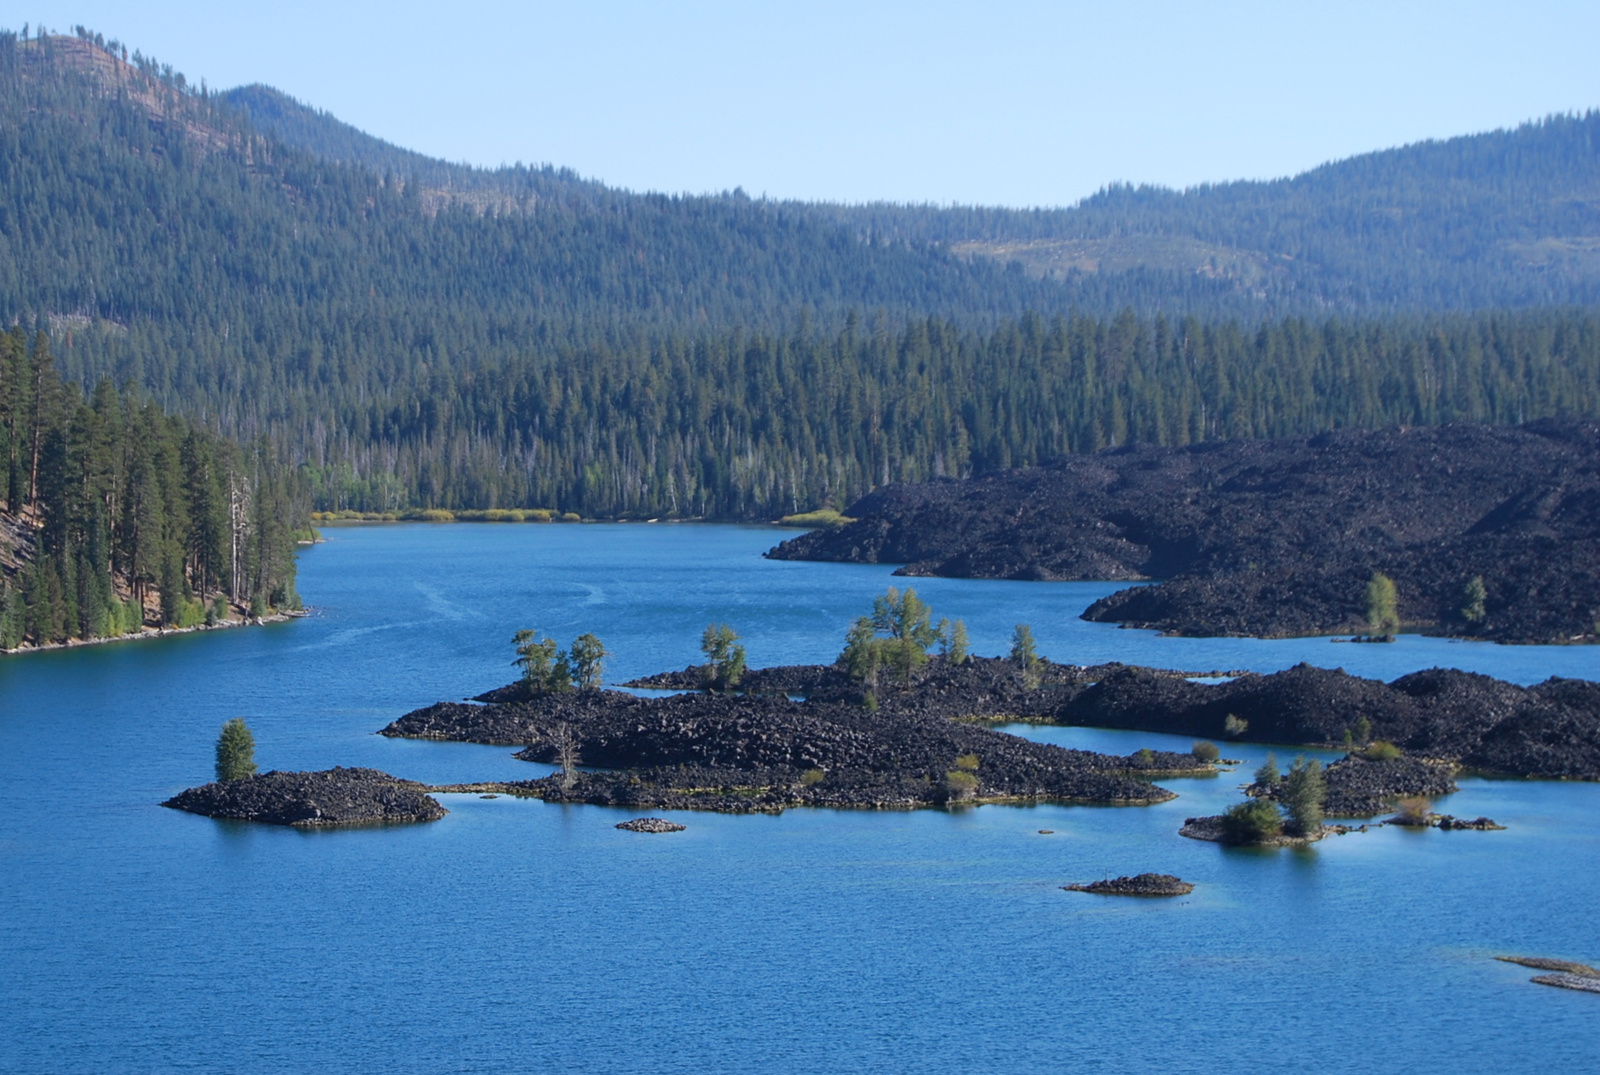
left=215, top=718, right=257, bottom=782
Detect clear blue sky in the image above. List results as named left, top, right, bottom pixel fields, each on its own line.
left=21, top=1, right=1600, bottom=206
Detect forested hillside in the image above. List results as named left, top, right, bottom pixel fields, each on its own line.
left=6, top=27, right=1600, bottom=522
left=0, top=327, right=304, bottom=650
left=232, top=73, right=1600, bottom=314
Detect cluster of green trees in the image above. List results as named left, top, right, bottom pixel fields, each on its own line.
left=699, top=624, right=747, bottom=691
left=839, top=587, right=975, bottom=687
left=512, top=630, right=610, bottom=692
left=0, top=328, right=304, bottom=649
left=1220, top=753, right=1327, bottom=843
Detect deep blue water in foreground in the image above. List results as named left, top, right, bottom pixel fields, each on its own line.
left=2, top=523, right=1598, bottom=1073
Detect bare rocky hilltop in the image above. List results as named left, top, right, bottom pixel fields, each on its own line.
left=766, top=421, right=1600, bottom=644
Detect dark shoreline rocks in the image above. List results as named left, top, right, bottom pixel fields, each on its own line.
left=765, top=422, right=1600, bottom=645
left=162, top=767, right=447, bottom=827
left=1064, top=873, right=1194, bottom=896
left=1051, top=662, right=1600, bottom=781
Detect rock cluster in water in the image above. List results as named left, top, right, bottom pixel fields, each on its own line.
left=162, top=767, right=447, bottom=827
left=1497, top=956, right=1600, bottom=995
left=1063, top=873, right=1194, bottom=897
left=615, top=817, right=685, bottom=833
left=765, top=422, right=1600, bottom=644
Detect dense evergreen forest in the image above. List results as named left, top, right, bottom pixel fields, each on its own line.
left=0, top=327, right=304, bottom=649
left=5, top=27, right=1600, bottom=524
left=301, top=306, right=1600, bottom=519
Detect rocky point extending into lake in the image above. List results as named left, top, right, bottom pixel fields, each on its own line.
left=162, top=767, right=447, bottom=827
left=766, top=421, right=1600, bottom=644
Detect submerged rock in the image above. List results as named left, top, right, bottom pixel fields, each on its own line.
left=616, top=817, right=686, bottom=833
left=1063, top=873, right=1194, bottom=896
left=162, top=767, right=447, bottom=827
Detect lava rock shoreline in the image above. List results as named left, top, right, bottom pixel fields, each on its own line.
left=765, top=421, right=1600, bottom=644
left=162, top=767, right=447, bottom=827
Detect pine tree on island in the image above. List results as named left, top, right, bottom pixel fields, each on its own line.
left=215, top=718, right=257, bottom=782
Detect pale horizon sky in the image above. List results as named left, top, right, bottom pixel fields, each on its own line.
left=19, top=2, right=1600, bottom=207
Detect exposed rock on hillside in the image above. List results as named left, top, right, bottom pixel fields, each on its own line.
left=162, top=767, right=447, bottom=827
left=767, top=422, right=1600, bottom=643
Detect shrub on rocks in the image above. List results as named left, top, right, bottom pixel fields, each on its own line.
left=1219, top=798, right=1283, bottom=843
left=1192, top=740, right=1220, bottom=763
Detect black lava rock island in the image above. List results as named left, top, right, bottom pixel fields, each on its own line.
left=766, top=422, right=1600, bottom=644
left=163, top=767, right=447, bottom=827
left=381, top=658, right=1214, bottom=815
left=1064, top=873, right=1194, bottom=896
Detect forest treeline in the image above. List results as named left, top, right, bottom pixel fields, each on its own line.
left=0, top=328, right=305, bottom=649
left=298, top=307, right=1600, bottom=519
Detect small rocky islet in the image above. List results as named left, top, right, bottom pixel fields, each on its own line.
left=162, top=767, right=447, bottom=827
left=1064, top=873, right=1194, bottom=897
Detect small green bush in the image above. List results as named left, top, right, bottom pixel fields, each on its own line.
left=954, top=753, right=980, bottom=771
left=800, top=769, right=825, bottom=786
left=1219, top=799, right=1283, bottom=844
left=1253, top=752, right=1280, bottom=786
left=1191, top=740, right=1220, bottom=763
left=1363, top=740, right=1403, bottom=761
left=1133, top=747, right=1156, bottom=766
left=944, top=770, right=979, bottom=799
left=1223, top=714, right=1248, bottom=738
left=1396, top=796, right=1432, bottom=824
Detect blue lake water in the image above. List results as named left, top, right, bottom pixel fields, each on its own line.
left=2, top=523, right=1598, bottom=1073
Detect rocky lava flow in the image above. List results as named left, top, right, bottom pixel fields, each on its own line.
left=163, top=767, right=447, bottom=827
left=766, top=421, right=1600, bottom=643
left=382, top=672, right=1206, bottom=813
left=1057, top=663, right=1600, bottom=780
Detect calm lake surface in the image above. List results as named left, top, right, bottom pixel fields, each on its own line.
left=2, top=523, right=1598, bottom=1073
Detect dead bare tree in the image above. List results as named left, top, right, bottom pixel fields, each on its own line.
left=550, top=723, right=580, bottom=791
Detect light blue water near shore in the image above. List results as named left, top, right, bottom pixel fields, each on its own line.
left=2, top=523, right=1598, bottom=1073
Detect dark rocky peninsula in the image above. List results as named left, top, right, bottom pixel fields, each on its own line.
left=1064, top=873, right=1194, bottom=896
left=163, top=767, right=447, bottom=827
left=381, top=670, right=1209, bottom=813
left=766, top=422, right=1600, bottom=644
